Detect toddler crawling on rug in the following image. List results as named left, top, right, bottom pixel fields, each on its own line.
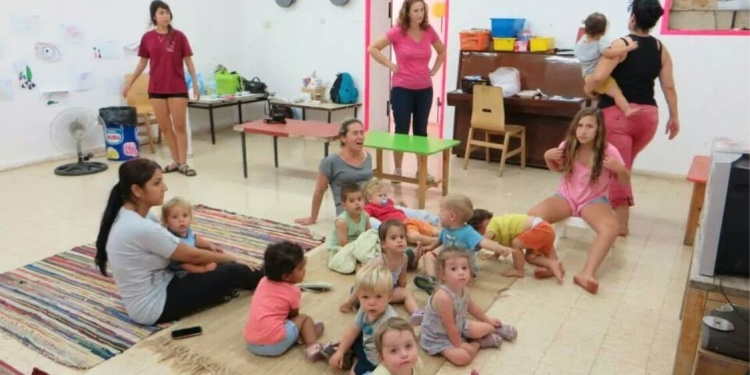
left=161, top=197, right=223, bottom=277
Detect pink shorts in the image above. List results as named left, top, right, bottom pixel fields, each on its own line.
left=555, top=193, right=610, bottom=217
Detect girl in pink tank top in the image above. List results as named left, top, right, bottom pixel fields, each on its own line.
left=528, top=108, right=630, bottom=295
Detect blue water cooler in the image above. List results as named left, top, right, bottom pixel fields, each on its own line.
left=100, top=106, right=140, bottom=161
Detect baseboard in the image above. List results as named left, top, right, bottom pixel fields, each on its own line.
left=631, top=168, right=684, bottom=181
left=0, top=147, right=107, bottom=173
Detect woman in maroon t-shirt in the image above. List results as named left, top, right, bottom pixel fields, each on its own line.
left=123, top=1, right=199, bottom=176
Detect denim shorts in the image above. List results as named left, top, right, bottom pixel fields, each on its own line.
left=246, top=320, right=298, bottom=357
left=555, top=193, right=610, bottom=217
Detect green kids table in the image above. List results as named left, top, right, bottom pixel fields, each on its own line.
left=364, top=131, right=460, bottom=208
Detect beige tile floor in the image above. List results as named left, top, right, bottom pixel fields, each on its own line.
left=0, top=127, right=693, bottom=375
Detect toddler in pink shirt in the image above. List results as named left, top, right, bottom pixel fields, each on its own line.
left=244, top=241, right=326, bottom=360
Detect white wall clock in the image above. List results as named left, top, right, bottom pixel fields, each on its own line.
left=276, top=0, right=296, bottom=8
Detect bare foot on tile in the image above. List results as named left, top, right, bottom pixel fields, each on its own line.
left=574, top=274, right=599, bottom=294
left=501, top=268, right=525, bottom=278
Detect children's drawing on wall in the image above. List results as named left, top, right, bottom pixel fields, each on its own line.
left=123, top=42, right=140, bottom=56
left=73, top=70, right=95, bottom=91
left=9, top=14, right=41, bottom=36
left=92, top=41, right=119, bottom=60
left=59, top=23, right=85, bottom=44
left=13, top=62, right=36, bottom=90
left=104, top=76, right=123, bottom=95
left=44, top=92, right=66, bottom=106
left=0, top=80, right=13, bottom=101
left=35, top=43, right=62, bottom=63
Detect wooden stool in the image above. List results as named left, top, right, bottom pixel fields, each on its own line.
left=683, top=155, right=710, bottom=246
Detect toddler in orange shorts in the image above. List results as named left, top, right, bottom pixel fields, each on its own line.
left=363, top=179, right=440, bottom=261
left=469, top=209, right=564, bottom=283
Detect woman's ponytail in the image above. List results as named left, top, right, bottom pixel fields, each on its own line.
left=95, top=183, right=124, bottom=275
left=96, top=158, right=161, bottom=275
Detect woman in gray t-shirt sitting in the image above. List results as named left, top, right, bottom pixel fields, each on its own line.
left=95, top=158, right=264, bottom=325
left=295, top=118, right=373, bottom=225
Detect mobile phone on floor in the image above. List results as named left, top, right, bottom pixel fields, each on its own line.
left=170, top=326, right=203, bottom=340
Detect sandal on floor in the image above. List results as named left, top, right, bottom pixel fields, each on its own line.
left=413, top=275, right=436, bottom=295
left=320, top=341, right=338, bottom=359
left=306, top=342, right=324, bottom=361
left=342, top=347, right=356, bottom=370
left=163, top=163, right=181, bottom=173
left=477, top=333, right=503, bottom=349
left=496, top=324, right=518, bottom=341
left=178, top=164, right=197, bottom=177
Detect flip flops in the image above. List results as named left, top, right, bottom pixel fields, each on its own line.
left=299, top=281, right=333, bottom=293
left=413, top=275, right=436, bottom=295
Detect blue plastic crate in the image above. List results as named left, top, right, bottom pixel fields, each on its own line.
left=490, top=18, right=525, bottom=38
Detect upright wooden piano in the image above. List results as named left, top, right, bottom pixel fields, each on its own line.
left=446, top=50, right=587, bottom=168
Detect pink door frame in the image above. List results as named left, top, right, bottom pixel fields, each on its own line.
left=363, top=0, right=451, bottom=138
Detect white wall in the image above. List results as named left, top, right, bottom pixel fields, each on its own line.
left=446, top=0, right=750, bottom=176
left=240, top=0, right=365, bottom=124
left=0, top=0, right=245, bottom=170
left=4, top=1, right=747, bottom=177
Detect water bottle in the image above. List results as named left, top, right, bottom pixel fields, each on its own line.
left=209, top=79, right=218, bottom=98
left=519, top=28, right=532, bottom=41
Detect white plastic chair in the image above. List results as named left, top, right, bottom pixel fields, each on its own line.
left=553, top=217, right=591, bottom=248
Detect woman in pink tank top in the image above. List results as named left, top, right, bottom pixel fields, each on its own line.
left=584, top=0, right=680, bottom=235
left=368, top=0, right=446, bottom=181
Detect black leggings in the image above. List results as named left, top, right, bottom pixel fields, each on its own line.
left=156, top=262, right=263, bottom=324
left=390, top=86, right=433, bottom=136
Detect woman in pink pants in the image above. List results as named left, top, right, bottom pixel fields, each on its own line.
left=585, top=0, right=680, bottom=235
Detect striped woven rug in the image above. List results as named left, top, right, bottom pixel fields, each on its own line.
left=0, top=205, right=323, bottom=369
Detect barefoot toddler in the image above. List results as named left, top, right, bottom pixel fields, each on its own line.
left=469, top=209, right=564, bottom=282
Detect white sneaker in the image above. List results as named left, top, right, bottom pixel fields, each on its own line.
left=392, top=168, right=402, bottom=184
left=416, top=171, right=435, bottom=182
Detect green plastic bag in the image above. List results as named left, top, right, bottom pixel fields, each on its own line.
left=214, top=69, right=241, bottom=95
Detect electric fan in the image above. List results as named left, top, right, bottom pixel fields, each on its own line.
left=50, top=107, right=109, bottom=176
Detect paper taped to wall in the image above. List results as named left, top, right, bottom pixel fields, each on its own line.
left=123, top=42, right=139, bottom=56
left=103, top=76, right=123, bottom=95
left=10, top=14, right=41, bottom=36
left=93, top=41, right=119, bottom=60
left=13, top=62, right=36, bottom=90
left=59, top=23, right=85, bottom=44
left=0, top=80, right=13, bottom=101
left=44, top=92, right=66, bottom=106
left=73, top=70, right=95, bottom=91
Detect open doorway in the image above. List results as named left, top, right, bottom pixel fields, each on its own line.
left=365, top=0, right=450, bottom=138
